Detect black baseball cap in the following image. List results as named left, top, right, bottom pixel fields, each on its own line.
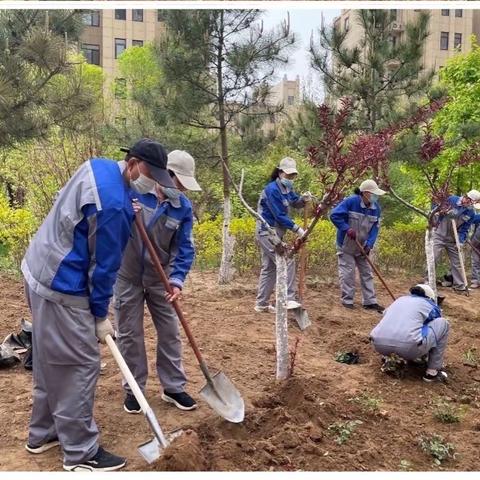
left=121, top=138, right=175, bottom=188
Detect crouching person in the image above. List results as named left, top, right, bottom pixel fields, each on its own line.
left=370, top=284, right=449, bottom=383
left=114, top=150, right=201, bottom=414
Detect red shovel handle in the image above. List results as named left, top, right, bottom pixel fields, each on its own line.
left=134, top=214, right=206, bottom=367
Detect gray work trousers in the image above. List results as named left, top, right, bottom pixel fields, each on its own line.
left=25, top=282, right=100, bottom=466
left=472, top=248, right=480, bottom=283
left=337, top=251, right=377, bottom=306
left=113, top=276, right=187, bottom=395
left=433, top=237, right=465, bottom=289
left=255, top=234, right=297, bottom=306
left=373, top=317, right=449, bottom=371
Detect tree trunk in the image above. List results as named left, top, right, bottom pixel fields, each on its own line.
left=275, top=251, right=289, bottom=380
left=217, top=11, right=235, bottom=285
left=425, top=227, right=437, bottom=298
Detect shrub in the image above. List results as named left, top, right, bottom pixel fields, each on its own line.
left=419, top=434, right=456, bottom=466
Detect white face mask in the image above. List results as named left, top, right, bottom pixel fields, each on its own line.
left=130, top=164, right=156, bottom=194
left=161, top=186, right=181, bottom=201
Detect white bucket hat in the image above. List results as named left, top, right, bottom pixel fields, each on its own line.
left=359, top=179, right=386, bottom=196
left=167, top=150, right=202, bottom=191
left=278, top=157, right=298, bottom=175
left=414, top=284, right=436, bottom=301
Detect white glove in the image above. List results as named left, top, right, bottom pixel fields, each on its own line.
left=301, top=191, right=313, bottom=202
left=296, top=227, right=306, bottom=238
left=95, top=318, right=115, bottom=344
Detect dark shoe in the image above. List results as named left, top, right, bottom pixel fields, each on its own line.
left=423, top=370, right=448, bottom=383
left=453, top=287, right=469, bottom=295
left=63, top=446, right=126, bottom=472
left=363, top=303, right=385, bottom=313
left=25, top=437, right=60, bottom=454
left=124, top=393, right=142, bottom=414
left=162, top=391, right=197, bottom=411
left=342, top=303, right=355, bottom=309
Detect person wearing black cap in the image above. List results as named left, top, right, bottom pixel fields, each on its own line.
left=21, top=138, right=173, bottom=471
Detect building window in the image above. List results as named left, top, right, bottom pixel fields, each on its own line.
left=454, top=33, right=462, bottom=50
left=389, top=35, right=397, bottom=49
left=81, top=43, right=100, bottom=65
left=115, top=9, right=126, bottom=21
left=440, top=32, right=449, bottom=50
left=157, top=10, right=165, bottom=22
left=441, top=10, right=450, bottom=16
left=115, top=38, right=126, bottom=59
left=82, top=11, right=100, bottom=27
left=344, top=17, right=350, bottom=32
left=455, top=10, right=463, bottom=18
left=132, top=40, right=144, bottom=47
left=115, top=78, right=127, bottom=99
left=132, top=9, right=144, bottom=22
left=287, top=96, right=295, bottom=106
left=391, top=9, right=397, bottom=21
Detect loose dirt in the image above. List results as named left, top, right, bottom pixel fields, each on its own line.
left=1, top=271, right=479, bottom=471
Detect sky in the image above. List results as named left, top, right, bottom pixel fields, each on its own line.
left=262, top=8, right=341, bottom=100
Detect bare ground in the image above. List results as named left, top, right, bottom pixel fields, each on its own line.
left=1, top=270, right=480, bottom=471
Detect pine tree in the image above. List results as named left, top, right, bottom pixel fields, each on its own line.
left=310, top=10, right=434, bottom=132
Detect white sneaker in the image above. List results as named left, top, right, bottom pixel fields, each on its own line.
left=286, top=300, right=302, bottom=310
left=254, top=305, right=276, bottom=313
left=470, top=282, right=480, bottom=289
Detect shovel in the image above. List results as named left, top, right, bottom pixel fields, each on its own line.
left=354, top=238, right=396, bottom=302
left=451, top=219, right=470, bottom=296
left=135, top=215, right=245, bottom=423
left=293, top=206, right=311, bottom=330
left=105, top=334, right=181, bottom=463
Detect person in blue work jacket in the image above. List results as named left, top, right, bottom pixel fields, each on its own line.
left=431, top=190, right=480, bottom=293
left=470, top=210, right=480, bottom=289
left=114, top=150, right=201, bottom=414
left=330, top=179, right=386, bottom=313
left=254, top=157, right=311, bottom=313
left=370, top=284, right=449, bottom=383
left=21, top=139, right=175, bottom=471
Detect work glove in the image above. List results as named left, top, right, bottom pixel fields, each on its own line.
left=95, top=318, right=115, bottom=344
left=301, top=191, right=313, bottom=202
left=363, top=245, right=371, bottom=255
left=346, top=228, right=357, bottom=240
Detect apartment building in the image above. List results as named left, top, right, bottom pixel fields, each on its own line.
left=334, top=8, right=479, bottom=72
left=80, top=9, right=165, bottom=79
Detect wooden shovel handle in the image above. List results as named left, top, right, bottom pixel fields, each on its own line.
left=134, top=214, right=207, bottom=369
left=354, top=238, right=396, bottom=302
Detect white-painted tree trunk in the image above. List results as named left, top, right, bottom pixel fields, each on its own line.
left=275, top=251, right=289, bottom=380
left=218, top=193, right=236, bottom=285
left=425, top=228, right=437, bottom=298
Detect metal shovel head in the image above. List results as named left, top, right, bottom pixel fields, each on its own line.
left=293, top=307, right=311, bottom=331
left=200, top=371, right=245, bottom=423
left=138, top=428, right=184, bottom=464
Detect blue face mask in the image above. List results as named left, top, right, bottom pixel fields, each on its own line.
left=280, top=178, right=294, bottom=189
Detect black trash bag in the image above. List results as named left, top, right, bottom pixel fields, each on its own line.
left=0, top=343, right=21, bottom=368
left=1, top=319, right=32, bottom=353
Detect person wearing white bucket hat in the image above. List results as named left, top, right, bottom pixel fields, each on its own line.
left=430, top=191, right=477, bottom=292
left=113, top=149, right=201, bottom=414
left=370, top=284, right=450, bottom=383
left=254, top=157, right=311, bottom=313
left=330, top=179, right=386, bottom=313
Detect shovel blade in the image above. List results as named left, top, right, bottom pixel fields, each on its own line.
left=200, top=371, right=245, bottom=423
left=293, top=307, right=311, bottom=330
left=138, top=429, right=184, bottom=464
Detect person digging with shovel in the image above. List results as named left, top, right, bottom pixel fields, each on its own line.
left=21, top=139, right=175, bottom=471
left=254, top=157, right=312, bottom=314
left=113, top=150, right=201, bottom=414
left=469, top=211, right=480, bottom=289
left=370, top=284, right=450, bottom=383
left=329, top=179, right=386, bottom=313
left=430, top=190, right=479, bottom=294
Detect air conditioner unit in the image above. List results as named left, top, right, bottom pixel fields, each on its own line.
left=390, top=22, right=404, bottom=32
